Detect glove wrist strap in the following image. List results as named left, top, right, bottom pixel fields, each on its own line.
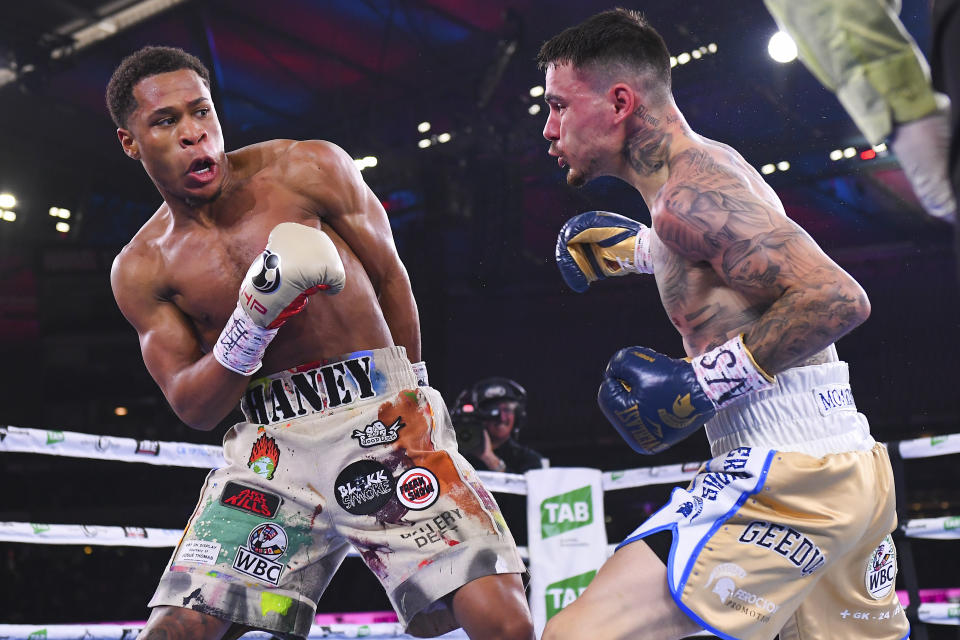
left=692, top=334, right=775, bottom=409
left=213, top=303, right=280, bottom=375
left=632, top=225, right=654, bottom=274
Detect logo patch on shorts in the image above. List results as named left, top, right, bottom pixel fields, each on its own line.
left=705, top=562, right=779, bottom=621
left=232, top=523, right=287, bottom=585
left=248, top=431, right=280, bottom=480
left=351, top=417, right=405, bottom=447
left=865, top=535, right=897, bottom=599
left=335, top=459, right=395, bottom=515
left=396, top=467, right=439, bottom=510
left=220, top=481, right=282, bottom=518
left=812, top=383, right=856, bottom=416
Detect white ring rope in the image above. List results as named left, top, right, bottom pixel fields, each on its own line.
left=3, top=425, right=958, bottom=633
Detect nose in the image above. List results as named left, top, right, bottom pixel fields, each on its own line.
left=543, top=109, right=558, bottom=142
left=179, top=121, right=206, bottom=148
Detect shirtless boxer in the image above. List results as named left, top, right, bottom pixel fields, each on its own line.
left=107, top=46, right=532, bottom=640
left=538, top=10, right=909, bottom=640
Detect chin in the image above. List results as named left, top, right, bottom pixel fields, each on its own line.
left=566, top=168, right=588, bottom=188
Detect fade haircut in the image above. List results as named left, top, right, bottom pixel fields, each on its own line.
left=537, top=8, right=672, bottom=103
left=106, top=46, right=210, bottom=128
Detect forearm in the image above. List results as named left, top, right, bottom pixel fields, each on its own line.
left=743, top=279, right=870, bottom=375
left=379, top=267, right=421, bottom=362
left=161, top=354, right=251, bottom=430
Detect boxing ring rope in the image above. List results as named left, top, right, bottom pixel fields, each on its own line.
left=2, top=425, right=959, bottom=638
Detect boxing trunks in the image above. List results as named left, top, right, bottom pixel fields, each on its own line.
left=149, top=346, right=525, bottom=638
left=620, top=361, right=910, bottom=640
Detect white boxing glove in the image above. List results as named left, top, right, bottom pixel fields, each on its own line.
left=214, top=223, right=346, bottom=375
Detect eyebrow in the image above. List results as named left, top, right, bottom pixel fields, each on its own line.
left=147, top=97, right=209, bottom=119
left=543, top=93, right=562, bottom=103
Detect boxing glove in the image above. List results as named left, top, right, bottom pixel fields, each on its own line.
left=597, top=335, right=774, bottom=454
left=556, top=211, right=653, bottom=293
left=214, top=223, right=346, bottom=375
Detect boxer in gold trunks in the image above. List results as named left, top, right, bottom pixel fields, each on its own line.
left=542, top=10, right=909, bottom=640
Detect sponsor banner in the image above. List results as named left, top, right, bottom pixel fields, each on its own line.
left=526, top=468, right=607, bottom=636
left=0, top=426, right=225, bottom=468
left=0, top=521, right=182, bottom=547
left=602, top=461, right=702, bottom=491
left=902, top=515, right=960, bottom=540
left=898, top=432, right=960, bottom=459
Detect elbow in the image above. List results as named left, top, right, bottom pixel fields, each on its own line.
left=172, top=402, right=220, bottom=431
left=842, top=281, right=871, bottom=333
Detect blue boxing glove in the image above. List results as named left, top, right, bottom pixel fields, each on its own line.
left=556, top=211, right=653, bottom=293
left=598, top=335, right=775, bottom=454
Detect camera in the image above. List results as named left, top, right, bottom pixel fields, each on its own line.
left=450, top=377, right=527, bottom=456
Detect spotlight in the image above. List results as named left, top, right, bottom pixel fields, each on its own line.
left=843, top=147, right=856, bottom=158
left=363, top=156, right=377, bottom=168
left=768, top=31, right=798, bottom=63
left=114, top=406, right=128, bottom=416
left=691, top=50, right=702, bottom=60
left=829, top=149, right=843, bottom=161
left=55, top=221, right=70, bottom=233
left=670, top=56, right=677, bottom=68
left=418, top=139, right=432, bottom=149
left=707, top=43, right=718, bottom=53
left=860, top=149, right=876, bottom=160
left=761, top=164, right=776, bottom=175
left=417, top=121, right=431, bottom=133
left=437, top=133, right=451, bottom=143
left=677, top=52, right=691, bottom=65
left=529, top=85, right=544, bottom=98
left=528, top=103, right=541, bottom=115
left=0, top=210, right=15, bottom=222
left=777, top=161, right=790, bottom=171
left=873, top=143, right=887, bottom=153
left=0, top=193, right=15, bottom=209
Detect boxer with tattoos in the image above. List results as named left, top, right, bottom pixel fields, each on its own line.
left=542, top=10, right=908, bottom=640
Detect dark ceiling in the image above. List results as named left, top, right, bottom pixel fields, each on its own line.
left=0, top=0, right=956, bottom=458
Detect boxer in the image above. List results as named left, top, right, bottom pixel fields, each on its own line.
left=540, top=10, right=908, bottom=640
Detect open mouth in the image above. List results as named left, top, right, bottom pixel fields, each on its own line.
left=188, top=157, right=214, bottom=175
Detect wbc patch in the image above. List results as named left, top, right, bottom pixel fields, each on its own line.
left=864, top=535, right=897, bottom=599
left=232, top=523, right=288, bottom=586
left=396, top=467, right=440, bottom=510
left=335, top=459, right=395, bottom=515
left=220, top=481, right=282, bottom=518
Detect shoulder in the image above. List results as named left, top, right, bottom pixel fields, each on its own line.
left=111, top=209, right=167, bottom=302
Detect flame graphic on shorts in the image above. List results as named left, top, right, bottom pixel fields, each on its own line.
left=248, top=432, right=280, bottom=480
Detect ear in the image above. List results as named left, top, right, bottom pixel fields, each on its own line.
left=117, top=128, right=140, bottom=161
left=610, top=84, right=636, bottom=124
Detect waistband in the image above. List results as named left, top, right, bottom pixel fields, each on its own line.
left=239, top=346, right=419, bottom=425
left=704, top=361, right=875, bottom=458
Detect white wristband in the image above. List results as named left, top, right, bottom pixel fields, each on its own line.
left=411, top=361, right=429, bottom=387
left=213, top=304, right=280, bottom=375
left=632, top=225, right=654, bottom=274
left=692, top=334, right=774, bottom=409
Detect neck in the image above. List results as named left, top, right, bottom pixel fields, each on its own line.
left=619, top=99, right=693, bottom=209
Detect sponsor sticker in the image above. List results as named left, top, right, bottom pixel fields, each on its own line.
left=352, top=417, right=405, bottom=447
left=136, top=439, right=160, bottom=456
left=248, top=431, right=280, bottom=480
left=865, top=535, right=897, bottom=599
left=177, top=539, right=222, bottom=565
left=396, top=467, right=440, bottom=510
left=219, top=481, right=282, bottom=518
left=232, top=523, right=288, bottom=585
left=540, top=485, right=593, bottom=539
left=335, top=459, right=395, bottom=515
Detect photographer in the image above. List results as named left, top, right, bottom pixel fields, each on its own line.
left=452, top=377, right=546, bottom=474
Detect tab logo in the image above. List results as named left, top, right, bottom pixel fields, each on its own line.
left=220, top=481, right=282, bottom=518
left=541, top=485, right=593, bottom=539
left=545, top=570, right=596, bottom=620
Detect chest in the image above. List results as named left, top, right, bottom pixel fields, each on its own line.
left=163, top=186, right=320, bottom=332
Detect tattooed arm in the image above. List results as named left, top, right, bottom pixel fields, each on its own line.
left=654, top=150, right=870, bottom=375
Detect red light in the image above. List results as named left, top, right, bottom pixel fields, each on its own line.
left=860, top=149, right=876, bottom=160
left=462, top=404, right=474, bottom=413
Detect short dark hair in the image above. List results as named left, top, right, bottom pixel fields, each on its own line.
left=106, top=46, right=211, bottom=128
left=537, top=9, right=672, bottom=100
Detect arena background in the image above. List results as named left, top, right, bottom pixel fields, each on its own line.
left=0, top=0, right=957, bottom=636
